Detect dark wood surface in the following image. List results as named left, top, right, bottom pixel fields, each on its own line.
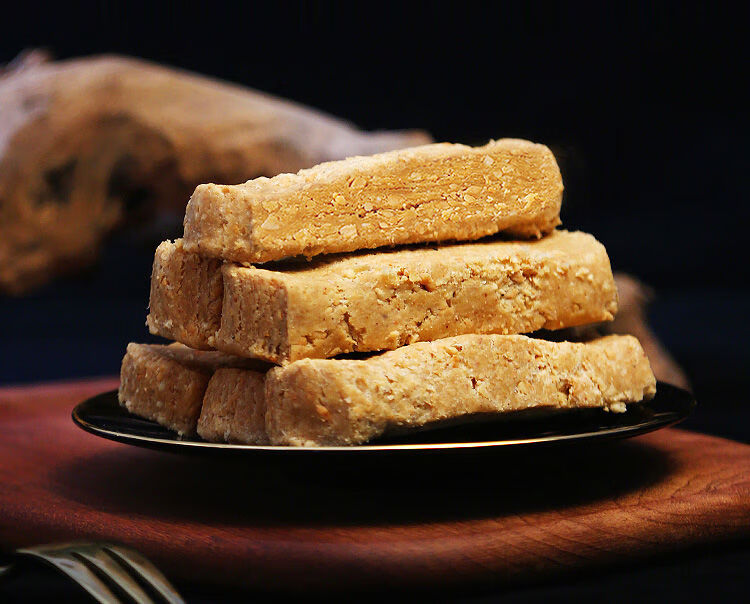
left=1, top=378, right=749, bottom=595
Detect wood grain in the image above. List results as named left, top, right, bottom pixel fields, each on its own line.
left=0, top=379, right=748, bottom=595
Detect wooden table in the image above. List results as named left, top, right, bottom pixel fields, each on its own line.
left=1, top=378, right=748, bottom=595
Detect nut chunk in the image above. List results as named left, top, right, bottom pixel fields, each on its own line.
left=265, top=334, right=656, bottom=446
left=216, top=230, right=618, bottom=363
left=118, top=342, right=258, bottom=436
left=183, top=139, right=563, bottom=264
left=147, top=239, right=223, bottom=350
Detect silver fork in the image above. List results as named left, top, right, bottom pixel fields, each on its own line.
left=0, top=542, right=185, bottom=603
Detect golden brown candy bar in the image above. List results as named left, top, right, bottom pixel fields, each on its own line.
left=264, top=334, right=656, bottom=446
left=183, top=139, right=563, bottom=264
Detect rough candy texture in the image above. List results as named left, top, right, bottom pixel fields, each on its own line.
left=117, top=342, right=261, bottom=436
left=182, top=139, right=563, bottom=264
left=215, top=230, right=618, bottom=363
left=197, top=368, right=268, bottom=444
left=146, top=239, right=223, bottom=350
left=264, top=334, right=656, bottom=446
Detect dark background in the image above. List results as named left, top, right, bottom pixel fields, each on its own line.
left=0, top=4, right=748, bottom=600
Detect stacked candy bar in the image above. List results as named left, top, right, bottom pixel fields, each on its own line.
left=118, top=139, right=655, bottom=446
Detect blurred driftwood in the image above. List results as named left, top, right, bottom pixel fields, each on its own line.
left=0, top=52, right=430, bottom=294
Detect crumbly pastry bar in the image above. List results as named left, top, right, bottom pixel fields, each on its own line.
left=146, top=239, right=223, bottom=350
left=117, top=342, right=263, bottom=436
left=216, top=230, right=618, bottom=363
left=147, top=231, right=618, bottom=363
left=182, top=139, right=563, bottom=264
left=119, top=334, right=655, bottom=446
left=263, top=334, right=656, bottom=446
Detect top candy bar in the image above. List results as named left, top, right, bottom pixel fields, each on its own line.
left=182, top=139, right=563, bottom=264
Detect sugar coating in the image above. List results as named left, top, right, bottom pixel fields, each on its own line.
left=182, top=139, right=563, bottom=264
left=264, top=334, right=657, bottom=446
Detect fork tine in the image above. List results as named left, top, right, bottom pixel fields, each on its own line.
left=104, top=545, right=185, bottom=604
left=74, top=547, right=156, bottom=603
left=15, top=546, right=121, bottom=603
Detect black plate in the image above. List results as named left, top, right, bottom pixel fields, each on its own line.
left=72, top=382, right=695, bottom=457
